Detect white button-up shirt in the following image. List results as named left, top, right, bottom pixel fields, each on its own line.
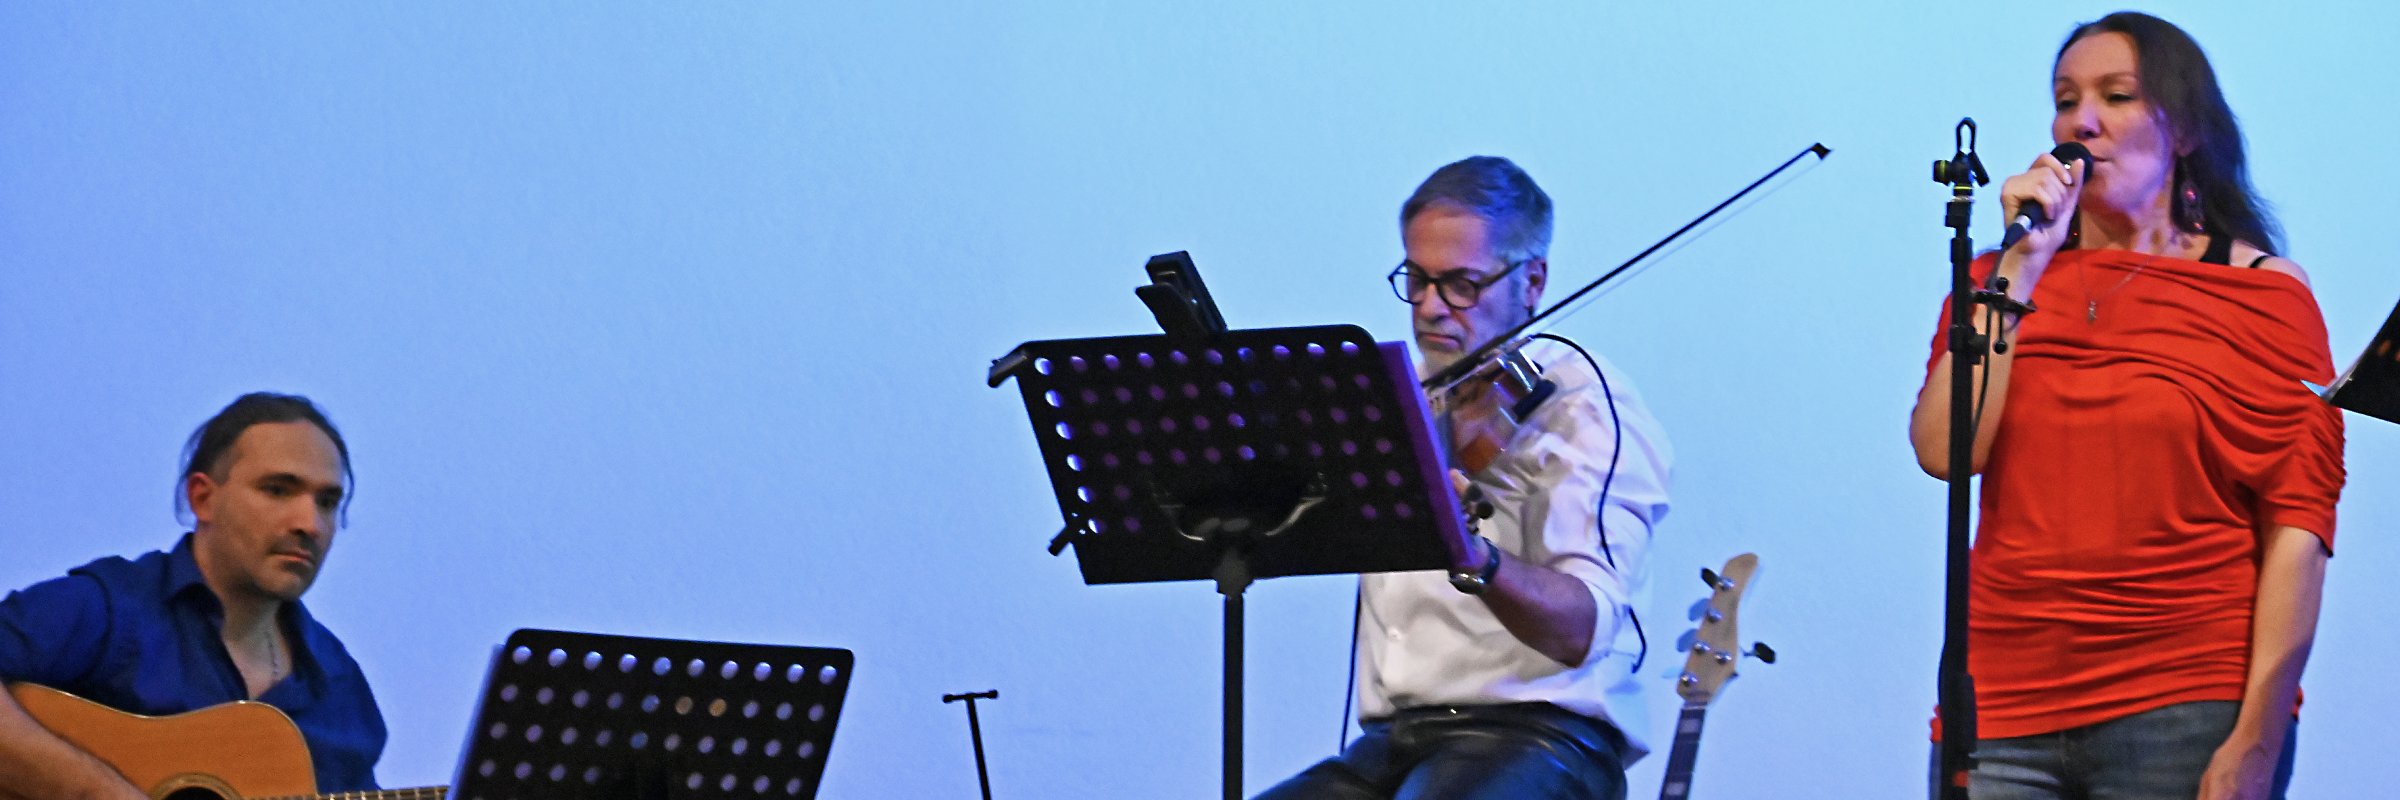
left=1358, top=338, right=1673, bottom=761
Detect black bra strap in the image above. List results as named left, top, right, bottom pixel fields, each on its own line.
left=2248, top=254, right=2272, bottom=269
left=2199, top=234, right=2234, bottom=265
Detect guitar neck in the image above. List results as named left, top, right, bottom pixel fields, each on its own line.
left=1655, top=705, right=1708, bottom=800
left=258, top=787, right=448, bottom=800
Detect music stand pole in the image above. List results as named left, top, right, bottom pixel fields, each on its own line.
left=942, top=690, right=1000, bottom=800
left=1215, top=549, right=1251, bottom=800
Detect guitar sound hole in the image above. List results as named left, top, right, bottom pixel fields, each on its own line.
left=163, top=789, right=229, bottom=800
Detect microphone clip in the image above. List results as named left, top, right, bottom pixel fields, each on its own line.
left=1931, top=119, right=1990, bottom=189
left=1933, top=119, right=1988, bottom=232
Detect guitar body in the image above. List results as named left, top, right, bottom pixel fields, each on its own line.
left=7, top=683, right=316, bottom=800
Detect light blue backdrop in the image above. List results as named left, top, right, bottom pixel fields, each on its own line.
left=4, top=2, right=2394, bottom=797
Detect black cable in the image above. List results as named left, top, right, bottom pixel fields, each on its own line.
left=1972, top=304, right=1999, bottom=433
left=1339, top=587, right=1358, bottom=753
left=1532, top=333, right=1646, bottom=673
left=1337, top=333, right=1657, bottom=752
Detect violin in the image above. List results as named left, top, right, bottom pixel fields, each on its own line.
left=1427, top=339, right=1555, bottom=476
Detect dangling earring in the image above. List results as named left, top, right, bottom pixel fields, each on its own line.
left=2175, top=161, right=2206, bottom=234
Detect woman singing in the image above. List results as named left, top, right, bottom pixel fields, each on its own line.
left=1908, top=12, right=2344, bottom=800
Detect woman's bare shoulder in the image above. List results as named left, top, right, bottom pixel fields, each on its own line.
left=2231, top=241, right=2311, bottom=288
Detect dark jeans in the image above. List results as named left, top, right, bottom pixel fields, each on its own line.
left=1254, top=703, right=1629, bottom=800
left=1929, top=701, right=2298, bottom=800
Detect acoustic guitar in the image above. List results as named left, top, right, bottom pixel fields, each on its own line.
left=1656, top=553, right=1773, bottom=800
left=5, top=683, right=445, bottom=800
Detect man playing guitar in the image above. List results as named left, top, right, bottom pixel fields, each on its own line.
left=0, top=393, right=389, bottom=796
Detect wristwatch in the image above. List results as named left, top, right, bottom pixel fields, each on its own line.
left=1448, top=535, right=1503, bottom=595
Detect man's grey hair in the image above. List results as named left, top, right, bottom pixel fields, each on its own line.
left=1400, top=156, right=1554, bottom=265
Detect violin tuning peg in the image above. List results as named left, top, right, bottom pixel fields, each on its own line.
left=1748, top=642, right=1776, bottom=664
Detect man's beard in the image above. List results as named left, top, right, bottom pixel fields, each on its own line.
left=1417, top=334, right=1465, bottom=376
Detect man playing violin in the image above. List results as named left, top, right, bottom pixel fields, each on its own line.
left=1256, top=156, right=1673, bottom=800
left=0, top=393, right=389, bottom=796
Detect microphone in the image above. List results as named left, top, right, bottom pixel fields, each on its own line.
left=2000, top=142, right=2094, bottom=250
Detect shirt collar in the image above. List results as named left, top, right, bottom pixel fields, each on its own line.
left=166, top=531, right=330, bottom=693
left=165, top=532, right=213, bottom=602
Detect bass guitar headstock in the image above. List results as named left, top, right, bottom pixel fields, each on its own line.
left=1673, top=553, right=1771, bottom=707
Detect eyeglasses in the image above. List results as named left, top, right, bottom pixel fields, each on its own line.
left=1387, top=259, right=1526, bottom=310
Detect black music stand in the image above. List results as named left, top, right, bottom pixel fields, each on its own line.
left=2323, top=294, right=2400, bottom=425
left=989, top=254, right=1473, bottom=800
left=448, top=629, right=854, bottom=800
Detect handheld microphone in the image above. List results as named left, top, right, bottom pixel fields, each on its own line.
left=2000, top=142, right=2094, bottom=250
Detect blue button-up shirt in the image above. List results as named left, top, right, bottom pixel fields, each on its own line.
left=0, top=535, right=386, bottom=792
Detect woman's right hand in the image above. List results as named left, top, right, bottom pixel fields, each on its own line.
left=1995, top=151, right=2085, bottom=289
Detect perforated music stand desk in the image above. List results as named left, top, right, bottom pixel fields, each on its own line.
left=991, top=323, right=1472, bottom=800
left=448, top=629, right=853, bottom=800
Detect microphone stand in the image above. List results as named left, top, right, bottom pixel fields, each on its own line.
left=1930, top=118, right=1992, bottom=800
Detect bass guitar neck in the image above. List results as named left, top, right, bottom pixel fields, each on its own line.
left=1656, top=705, right=1707, bottom=800
left=1653, top=552, right=1772, bottom=800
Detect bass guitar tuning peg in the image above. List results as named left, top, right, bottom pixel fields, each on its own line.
left=1746, top=642, right=1776, bottom=664
left=1700, top=567, right=1733, bottom=591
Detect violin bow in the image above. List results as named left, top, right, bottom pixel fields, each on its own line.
left=1420, top=142, right=1832, bottom=390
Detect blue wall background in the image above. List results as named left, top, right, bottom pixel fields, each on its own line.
left=4, top=2, right=2394, bottom=797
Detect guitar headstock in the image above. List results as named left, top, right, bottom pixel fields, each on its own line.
left=1674, top=553, right=1764, bottom=707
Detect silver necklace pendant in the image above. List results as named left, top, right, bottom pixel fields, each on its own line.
left=2087, top=301, right=2099, bottom=323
